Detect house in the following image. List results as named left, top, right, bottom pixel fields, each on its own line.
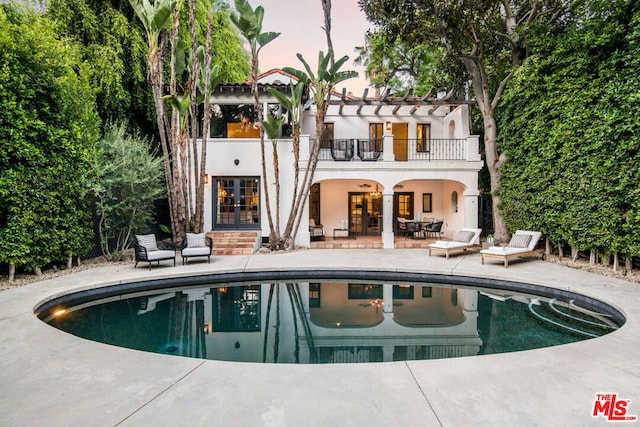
left=203, top=70, right=483, bottom=252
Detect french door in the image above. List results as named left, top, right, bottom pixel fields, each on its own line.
left=214, top=177, right=260, bottom=229
left=349, top=192, right=382, bottom=236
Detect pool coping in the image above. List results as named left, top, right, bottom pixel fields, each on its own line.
left=1, top=249, right=639, bottom=426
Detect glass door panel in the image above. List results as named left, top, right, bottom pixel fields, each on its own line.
left=216, top=178, right=235, bottom=225
left=367, top=195, right=382, bottom=234
left=239, top=178, right=259, bottom=225
left=349, top=193, right=364, bottom=235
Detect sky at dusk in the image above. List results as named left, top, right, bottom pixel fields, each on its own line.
left=251, top=0, right=373, bottom=95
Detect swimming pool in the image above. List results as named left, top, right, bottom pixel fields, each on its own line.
left=36, top=270, right=624, bottom=364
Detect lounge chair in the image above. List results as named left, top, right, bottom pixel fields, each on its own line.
left=428, top=228, right=482, bottom=258
left=134, top=234, right=176, bottom=270
left=480, top=230, right=543, bottom=267
left=180, top=233, right=213, bottom=265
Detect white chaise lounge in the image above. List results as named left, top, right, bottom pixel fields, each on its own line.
left=480, top=230, right=542, bottom=268
left=428, top=228, right=482, bottom=258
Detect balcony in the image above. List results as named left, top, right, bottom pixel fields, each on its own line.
left=316, top=137, right=472, bottom=162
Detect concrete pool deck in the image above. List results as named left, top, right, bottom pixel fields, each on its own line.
left=0, top=249, right=639, bottom=426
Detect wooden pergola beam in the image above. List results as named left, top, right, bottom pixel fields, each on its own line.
left=374, top=90, right=390, bottom=114
left=357, top=88, right=369, bottom=114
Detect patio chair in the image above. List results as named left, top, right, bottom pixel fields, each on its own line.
left=406, top=221, right=424, bottom=239
left=428, top=228, right=482, bottom=258
left=480, top=230, right=543, bottom=267
left=180, top=233, right=213, bottom=265
left=134, top=234, right=176, bottom=270
left=330, top=139, right=355, bottom=161
left=309, top=218, right=325, bottom=241
left=424, top=221, right=443, bottom=239
left=397, top=217, right=408, bottom=238
left=357, top=139, right=382, bottom=161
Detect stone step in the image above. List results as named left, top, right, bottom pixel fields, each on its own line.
left=207, top=231, right=259, bottom=256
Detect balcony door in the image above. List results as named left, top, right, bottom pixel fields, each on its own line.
left=214, top=177, right=260, bottom=229
left=392, top=123, right=409, bottom=161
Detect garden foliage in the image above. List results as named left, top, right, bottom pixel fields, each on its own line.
left=90, top=122, right=165, bottom=260
left=497, top=0, right=640, bottom=258
left=0, top=4, right=99, bottom=276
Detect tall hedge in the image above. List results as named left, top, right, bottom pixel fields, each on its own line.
left=497, top=0, right=640, bottom=259
left=0, top=5, right=99, bottom=278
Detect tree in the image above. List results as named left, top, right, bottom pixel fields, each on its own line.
left=359, top=0, right=572, bottom=242
left=230, top=0, right=280, bottom=247
left=131, top=0, right=249, bottom=242
left=320, top=0, right=334, bottom=66
left=266, top=82, right=313, bottom=246
left=91, top=122, right=166, bottom=260
left=354, top=31, right=463, bottom=97
left=190, top=0, right=229, bottom=233
left=46, top=0, right=154, bottom=133
left=0, top=4, right=99, bottom=281
left=129, top=0, right=179, bottom=238
left=231, top=0, right=357, bottom=250
left=262, top=112, right=286, bottom=238
left=497, top=0, right=640, bottom=267
left=282, top=52, right=357, bottom=246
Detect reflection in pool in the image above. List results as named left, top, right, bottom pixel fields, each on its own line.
left=43, top=279, right=621, bottom=364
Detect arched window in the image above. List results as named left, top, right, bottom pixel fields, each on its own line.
left=448, top=121, right=456, bottom=139
left=451, top=191, right=458, bottom=213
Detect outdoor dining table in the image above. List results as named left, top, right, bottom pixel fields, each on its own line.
left=404, top=220, right=434, bottom=239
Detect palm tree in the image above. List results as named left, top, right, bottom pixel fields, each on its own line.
left=231, top=2, right=357, bottom=250
left=131, top=0, right=231, bottom=241
left=283, top=51, right=358, bottom=244
left=267, top=82, right=313, bottom=247
left=262, top=112, right=285, bottom=236
left=230, top=0, right=280, bottom=247
left=193, top=0, right=227, bottom=232
left=129, top=0, right=178, bottom=239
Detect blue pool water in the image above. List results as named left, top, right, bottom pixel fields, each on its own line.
left=38, top=272, right=623, bottom=364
